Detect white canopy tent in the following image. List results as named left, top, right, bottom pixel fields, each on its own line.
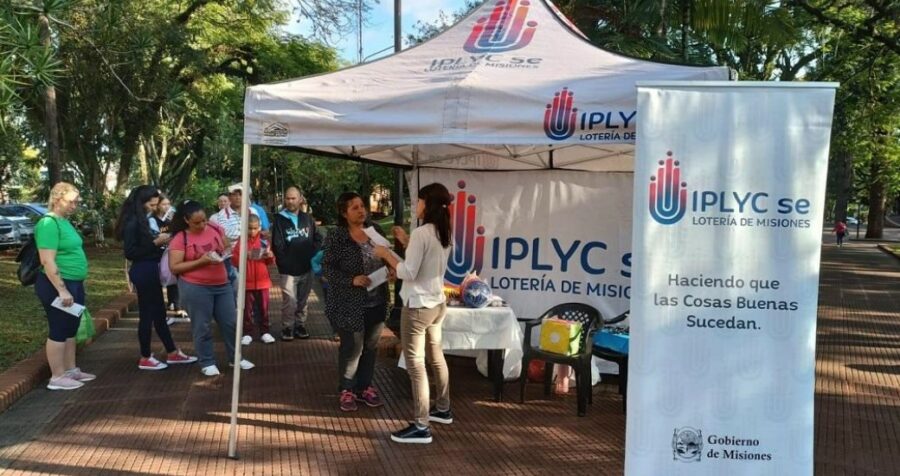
left=228, top=0, right=730, bottom=455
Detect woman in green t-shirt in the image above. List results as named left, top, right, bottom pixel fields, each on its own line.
left=34, top=182, right=94, bottom=391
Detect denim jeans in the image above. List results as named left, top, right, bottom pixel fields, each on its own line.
left=178, top=280, right=237, bottom=368
left=337, top=305, right=385, bottom=392
left=130, top=259, right=176, bottom=358
left=223, top=260, right=238, bottom=302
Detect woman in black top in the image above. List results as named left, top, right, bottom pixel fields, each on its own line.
left=116, top=186, right=196, bottom=371
left=323, top=192, right=391, bottom=412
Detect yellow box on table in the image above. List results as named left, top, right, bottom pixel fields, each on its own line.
left=539, top=318, right=583, bottom=355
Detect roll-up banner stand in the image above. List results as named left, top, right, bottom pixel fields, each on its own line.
left=626, top=81, right=837, bottom=476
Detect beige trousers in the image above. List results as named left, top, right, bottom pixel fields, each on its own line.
left=401, top=303, right=450, bottom=427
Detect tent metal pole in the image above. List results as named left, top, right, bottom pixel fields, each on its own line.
left=227, top=143, right=252, bottom=459
left=392, top=0, right=404, bottom=227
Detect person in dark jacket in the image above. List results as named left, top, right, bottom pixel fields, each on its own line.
left=116, top=186, right=197, bottom=371
left=323, top=192, right=391, bottom=412
left=271, top=187, right=322, bottom=341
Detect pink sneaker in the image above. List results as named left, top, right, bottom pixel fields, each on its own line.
left=166, top=350, right=198, bottom=365
left=64, top=367, right=96, bottom=382
left=47, top=376, right=84, bottom=390
left=356, top=386, right=384, bottom=407
left=138, top=355, right=168, bottom=370
left=339, top=390, right=358, bottom=412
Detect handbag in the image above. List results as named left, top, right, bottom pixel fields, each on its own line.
left=159, top=231, right=187, bottom=286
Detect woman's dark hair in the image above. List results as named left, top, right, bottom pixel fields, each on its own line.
left=419, top=183, right=452, bottom=248
left=335, top=192, right=363, bottom=228
left=169, top=200, right=207, bottom=237
left=115, top=185, right=161, bottom=240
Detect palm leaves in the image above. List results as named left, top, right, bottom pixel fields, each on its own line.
left=0, top=1, right=67, bottom=122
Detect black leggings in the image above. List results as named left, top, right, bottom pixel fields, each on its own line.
left=35, top=273, right=85, bottom=342
left=130, top=260, right=177, bottom=358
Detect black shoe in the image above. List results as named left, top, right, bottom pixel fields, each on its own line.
left=293, top=325, right=310, bottom=339
left=428, top=408, right=453, bottom=425
left=390, top=423, right=432, bottom=444
left=281, top=328, right=294, bottom=341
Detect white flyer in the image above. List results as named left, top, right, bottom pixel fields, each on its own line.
left=51, top=297, right=86, bottom=317
left=364, top=226, right=403, bottom=262
left=366, top=266, right=388, bottom=291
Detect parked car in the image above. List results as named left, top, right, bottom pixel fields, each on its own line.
left=846, top=217, right=860, bottom=226
left=1, top=203, right=47, bottom=223
left=0, top=207, right=35, bottom=243
left=0, top=216, right=21, bottom=248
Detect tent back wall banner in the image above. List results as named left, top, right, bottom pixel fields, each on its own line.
left=243, top=0, right=728, bottom=171
left=410, top=168, right=632, bottom=319
left=626, top=82, right=837, bottom=475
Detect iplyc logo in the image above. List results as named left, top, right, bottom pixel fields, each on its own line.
left=445, top=180, right=486, bottom=286
left=649, top=151, right=688, bottom=225
left=544, top=88, right=577, bottom=140
left=464, top=0, right=538, bottom=53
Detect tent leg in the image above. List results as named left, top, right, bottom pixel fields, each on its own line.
left=227, top=143, right=252, bottom=459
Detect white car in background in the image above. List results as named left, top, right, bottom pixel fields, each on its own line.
left=0, top=207, right=35, bottom=244
left=0, top=216, right=21, bottom=248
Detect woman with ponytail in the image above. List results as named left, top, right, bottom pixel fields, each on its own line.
left=116, top=186, right=196, bottom=371
left=374, top=182, right=453, bottom=444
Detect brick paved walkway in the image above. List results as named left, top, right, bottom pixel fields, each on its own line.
left=0, top=241, right=897, bottom=475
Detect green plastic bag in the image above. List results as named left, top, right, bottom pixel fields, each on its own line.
left=76, top=308, right=96, bottom=345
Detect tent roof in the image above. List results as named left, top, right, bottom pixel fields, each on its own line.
left=243, top=0, right=730, bottom=171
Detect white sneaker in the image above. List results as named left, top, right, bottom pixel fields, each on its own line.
left=241, top=335, right=253, bottom=346
left=228, top=359, right=255, bottom=370
left=166, top=317, right=176, bottom=326
left=201, top=365, right=221, bottom=376
left=260, top=333, right=275, bottom=344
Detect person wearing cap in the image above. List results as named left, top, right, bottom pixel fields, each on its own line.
left=271, top=186, right=321, bottom=340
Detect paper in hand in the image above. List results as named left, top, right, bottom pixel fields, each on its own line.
left=51, top=297, right=86, bottom=317
left=363, top=227, right=391, bottom=247
left=208, top=251, right=231, bottom=263
left=366, top=266, right=388, bottom=291
left=363, top=227, right=402, bottom=262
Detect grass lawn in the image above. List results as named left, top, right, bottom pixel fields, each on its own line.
left=0, top=246, right=128, bottom=373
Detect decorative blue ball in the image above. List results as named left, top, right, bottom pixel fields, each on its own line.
left=462, top=280, right=492, bottom=308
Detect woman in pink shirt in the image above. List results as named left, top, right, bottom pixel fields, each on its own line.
left=168, top=200, right=255, bottom=376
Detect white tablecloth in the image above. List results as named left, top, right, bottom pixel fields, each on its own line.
left=398, top=306, right=524, bottom=379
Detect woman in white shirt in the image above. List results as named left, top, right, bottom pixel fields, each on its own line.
left=375, top=182, right=453, bottom=445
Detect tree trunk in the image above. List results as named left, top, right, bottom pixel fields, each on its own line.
left=360, top=163, right=371, bottom=212
left=865, top=155, right=886, bottom=239
left=138, top=140, right=150, bottom=183
left=38, top=13, right=62, bottom=186
left=833, top=151, right=853, bottom=222
left=680, top=0, right=690, bottom=62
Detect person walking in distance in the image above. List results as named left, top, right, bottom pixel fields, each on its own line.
left=271, top=187, right=321, bottom=341
left=832, top=220, right=848, bottom=247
